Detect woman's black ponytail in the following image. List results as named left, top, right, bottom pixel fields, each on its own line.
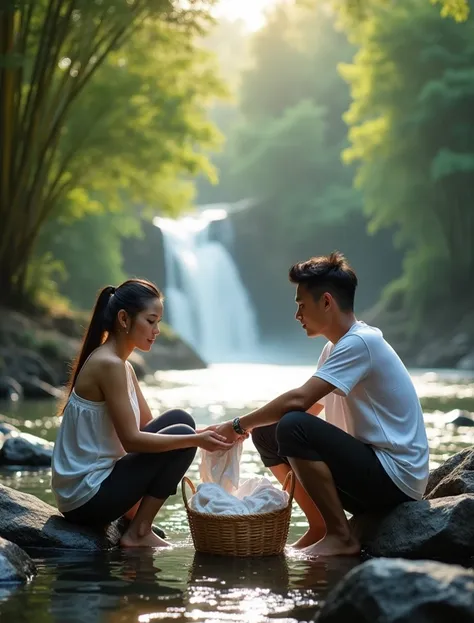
left=59, top=285, right=115, bottom=413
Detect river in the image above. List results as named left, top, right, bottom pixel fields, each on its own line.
left=0, top=364, right=473, bottom=623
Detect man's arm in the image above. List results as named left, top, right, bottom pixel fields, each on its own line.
left=216, top=377, right=334, bottom=441
left=239, top=377, right=333, bottom=431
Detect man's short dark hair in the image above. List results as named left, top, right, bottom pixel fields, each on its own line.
left=289, top=251, right=358, bottom=312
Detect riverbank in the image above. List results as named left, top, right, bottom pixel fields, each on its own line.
left=0, top=307, right=206, bottom=399
left=363, top=301, right=474, bottom=371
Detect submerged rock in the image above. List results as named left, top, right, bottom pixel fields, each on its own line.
left=314, top=558, right=474, bottom=623
left=0, top=421, right=21, bottom=436
left=0, top=431, right=54, bottom=467
left=444, top=409, right=474, bottom=427
left=0, top=484, right=123, bottom=551
left=425, top=448, right=474, bottom=499
left=350, top=494, right=474, bottom=563
left=0, top=538, right=36, bottom=583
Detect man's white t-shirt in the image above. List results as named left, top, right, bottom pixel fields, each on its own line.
left=314, top=321, right=429, bottom=500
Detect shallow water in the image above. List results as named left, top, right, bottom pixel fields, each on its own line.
left=0, top=364, right=473, bottom=623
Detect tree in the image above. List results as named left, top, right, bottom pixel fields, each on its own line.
left=340, top=0, right=474, bottom=325
left=328, top=0, right=469, bottom=22
left=231, top=2, right=358, bottom=241
left=35, top=211, right=137, bottom=310
left=194, top=17, right=249, bottom=204
left=0, top=0, right=219, bottom=307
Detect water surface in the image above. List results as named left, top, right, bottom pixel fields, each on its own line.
left=0, top=364, right=473, bottom=623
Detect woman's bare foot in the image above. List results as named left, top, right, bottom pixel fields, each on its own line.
left=120, top=529, right=170, bottom=548
left=302, top=533, right=360, bottom=557
left=290, top=526, right=326, bottom=549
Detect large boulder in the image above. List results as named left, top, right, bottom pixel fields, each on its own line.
left=0, top=484, right=124, bottom=550
left=350, top=494, right=474, bottom=562
left=425, top=448, right=474, bottom=499
left=314, top=558, right=474, bottom=623
left=0, top=538, right=36, bottom=583
left=0, top=431, right=54, bottom=467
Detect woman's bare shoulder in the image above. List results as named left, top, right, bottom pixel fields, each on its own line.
left=74, top=348, right=126, bottom=400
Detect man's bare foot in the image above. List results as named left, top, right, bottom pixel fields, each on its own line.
left=120, top=529, right=170, bottom=548
left=290, top=527, right=326, bottom=549
left=302, top=533, right=360, bottom=557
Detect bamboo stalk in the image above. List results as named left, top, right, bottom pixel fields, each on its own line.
left=0, top=9, right=15, bottom=215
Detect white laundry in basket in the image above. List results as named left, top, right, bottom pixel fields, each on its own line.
left=189, top=477, right=288, bottom=515
left=194, top=442, right=288, bottom=515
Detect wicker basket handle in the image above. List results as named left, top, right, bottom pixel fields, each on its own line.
left=282, top=470, right=296, bottom=507
left=181, top=476, right=196, bottom=510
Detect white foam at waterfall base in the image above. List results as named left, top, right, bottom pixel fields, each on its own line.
left=156, top=211, right=260, bottom=363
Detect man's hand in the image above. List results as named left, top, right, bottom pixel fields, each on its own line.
left=215, top=420, right=248, bottom=443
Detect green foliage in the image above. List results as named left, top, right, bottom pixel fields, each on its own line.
left=341, top=0, right=474, bottom=323
left=0, top=0, right=222, bottom=307
left=331, top=0, right=469, bottom=25
left=430, top=0, right=469, bottom=20
left=36, top=209, right=139, bottom=309
left=57, top=18, right=224, bottom=220
left=194, top=18, right=249, bottom=204
left=229, top=2, right=359, bottom=242
left=233, top=100, right=359, bottom=236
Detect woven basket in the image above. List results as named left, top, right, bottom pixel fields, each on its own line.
left=181, top=471, right=295, bottom=557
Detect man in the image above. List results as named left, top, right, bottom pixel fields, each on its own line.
left=217, top=251, right=429, bottom=557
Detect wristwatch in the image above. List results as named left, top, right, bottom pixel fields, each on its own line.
left=232, top=417, right=247, bottom=435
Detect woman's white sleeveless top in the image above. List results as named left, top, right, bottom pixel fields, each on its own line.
left=51, top=362, right=140, bottom=513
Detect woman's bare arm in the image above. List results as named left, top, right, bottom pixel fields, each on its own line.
left=100, top=359, right=231, bottom=453
left=127, top=362, right=153, bottom=429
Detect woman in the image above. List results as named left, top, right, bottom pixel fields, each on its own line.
left=52, top=278, right=231, bottom=547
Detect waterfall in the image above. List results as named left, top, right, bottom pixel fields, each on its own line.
left=155, top=208, right=260, bottom=363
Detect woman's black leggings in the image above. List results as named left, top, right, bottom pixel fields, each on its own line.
left=63, top=409, right=196, bottom=526
left=252, top=411, right=412, bottom=515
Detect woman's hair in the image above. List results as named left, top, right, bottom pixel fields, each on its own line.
left=60, top=278, right=163, bottom=413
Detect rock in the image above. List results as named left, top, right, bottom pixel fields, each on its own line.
left=0, top=537, right=36, bottom=583
left=0, top=484, right=124, bottom=550
left=20, top=376, right=63, bottom=400
left=425, top=448, right=474, bottom=499
left=0, top=484, right=165, bottom=549
left=128, top=352, right=147, bottom=380
left=457, top=351, right=474, bottom=371
left=313, top=558, right=474, bottom=623
left=143, top=338, right=207, bottom=371
left=414, top=335, right=471, bottom=369
left=350, top=494, right=474, bottom=562
left=445, top=409, right=474, bottom=427
left=0, top=376, right=22, bottom=401
left=0, top=420, right=21, bottom=436
left=0, top=432, right=54, bottom=467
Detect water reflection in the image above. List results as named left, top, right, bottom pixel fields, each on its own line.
left=0, top=364, right=473, bottom=623
left=0, top=548, right=358, bottom=623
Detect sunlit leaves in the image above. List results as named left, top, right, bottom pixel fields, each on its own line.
left=230, top=2, right=358, bottom=242
left=430, top=0, right=469, bottom=21
left=0, top=0, right=221, bottom=305
left=341, top=0, right=474, bottom=319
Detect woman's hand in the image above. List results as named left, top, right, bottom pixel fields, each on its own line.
left=196, top=424, right=219, bottom=434
left=196, top=430, right=234, bottom=452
